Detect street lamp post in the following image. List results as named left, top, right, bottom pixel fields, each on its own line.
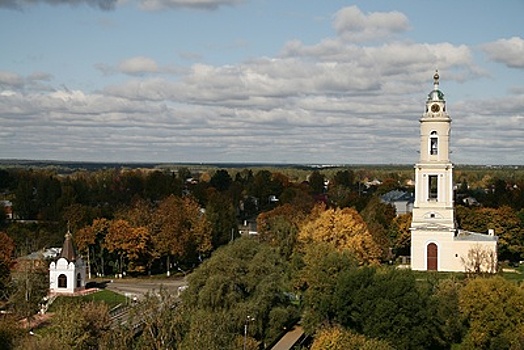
left=243, top=315, right=255, bottom=350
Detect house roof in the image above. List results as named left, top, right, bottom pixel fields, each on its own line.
left=380, top=190, right=414, bottom=203
left=59, top=231, right=78, bottom=262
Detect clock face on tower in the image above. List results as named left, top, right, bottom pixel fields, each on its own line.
left=431, top=104, right=440, bottom=113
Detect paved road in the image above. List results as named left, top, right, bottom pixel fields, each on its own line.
left=95, top=277, right=187, bottom=299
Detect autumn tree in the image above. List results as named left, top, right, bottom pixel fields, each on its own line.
left=459, top=277, right=524, bottom=349
left=298, top=206, right=381, bottom=265
left=311, top=325, right=394, bottom=350
left=389, top=213, right=412, bottom=257
left=457, top=205, right=524, bottom=262
left=76, top=218, right=111, bottom=277
left=152, top=195, right=212, bottom=274
left=104, top=219, right=154, bottom=274
left=0, top=231, right=15, bottom=303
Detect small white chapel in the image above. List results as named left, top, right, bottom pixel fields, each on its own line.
left=410, top=72, right=498, bottom=273
left=49, top=230, right=86, bottom=294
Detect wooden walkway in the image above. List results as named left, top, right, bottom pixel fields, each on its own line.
left=270, top=325, right=304, bottom=350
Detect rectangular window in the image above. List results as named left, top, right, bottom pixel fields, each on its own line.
left=428, top=175, right=438, bottom=200
left=430, top=138, right=438, bottom=155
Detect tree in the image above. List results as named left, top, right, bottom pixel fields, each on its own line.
left=298, top=206, right=381, bottom=265
left=104, top=219, right=153, bottom=274
left=127, top=288, right=185, bottom=350
left=8, top=259, right=48, bottom=327
left=433, top=278, right=465, bottom=346
left=0, top=231, right=15, bottom=302
left=76, top=218, right=111, bottom=277
left=153, top=195, right=212, bottom=274
left=332, top=267, right=442, bottom=349
left=389, top=213, right=412, bottom=257
left=180, top=238, right=298, bottom=347
left=205, top=192, right=238, bottom=249
left=311, top=325, right=394, bottom=350
left=298, top=243, right=358, bottom=334
left=461, top=244, right=497, bottom=274
left=457, top=206, right=524, bottom=262
left=308, top=171, right=325, bottom=195
left=257, top=203, right=307, bottom=258
left=360, top=197, right=396, bottom=260
left=459, top=277, right=524, bottom=349
left=23, top=302, right=111, bottom=350
left=333, top=170, right=355, bottom=188
left=210, top=169, right=233, bottom=192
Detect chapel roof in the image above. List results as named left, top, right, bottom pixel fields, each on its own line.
left=59, top=230, right=78, bottom=262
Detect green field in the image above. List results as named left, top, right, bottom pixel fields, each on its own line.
left=48, top=289, right=128, bottom=312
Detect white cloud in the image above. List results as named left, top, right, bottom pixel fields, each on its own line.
left=138, top=0, right=243, bottom=11
left=0, top=71, right=24, bottom=89
left=0, top=5, right=521, bottom=165
left=333, top=6, right=410, bottom=42
left=481, top=36, right=524, bottom=68
left=118, top=56, right=159, bottom=75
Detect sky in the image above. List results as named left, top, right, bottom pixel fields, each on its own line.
left=0, top=0, right=523, bottom=165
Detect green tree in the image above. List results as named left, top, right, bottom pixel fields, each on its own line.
left=23, top=302, right=111, bottom=350
left=298, top=243, right=358, bottom=334
left=459, top=276, right=524, bottom=349
left=205, top=192, right=238, bottom=249
left=308, top=170, right=325, bottom=195
left=333, top=267, right=442, bottom=349
left=180, top=238, right=298, bottom=347
left=210, top=169, right=233, bottom=192
left=8, top=260, right=48, bottom=327
left=360, top=197, right=396, bottom=260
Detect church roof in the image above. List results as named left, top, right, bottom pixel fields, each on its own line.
left=427, top=70, right=445, bottom=101
left=59, top=230, right=78, bottom=262
left=455, top=230, right=498, bottom=242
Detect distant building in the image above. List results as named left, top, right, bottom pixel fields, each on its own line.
left=49, top=231, right=86, bottom=294
left=380, top=190, right=414, bottom=216
left=1, top=200, right=13, bottom=219
left=410, top=72, right=497, bottom=272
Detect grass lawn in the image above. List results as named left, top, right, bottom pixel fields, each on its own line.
left=48, top=289, right=128, bottom=312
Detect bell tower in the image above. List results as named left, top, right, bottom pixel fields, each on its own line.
left=410, top=72, right=498, bottom=272
left=411, top=71, right=455, bottom=233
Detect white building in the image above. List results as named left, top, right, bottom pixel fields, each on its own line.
left=410, top=72, right=497, bottom=272
left=49, top=231, right=86, bottom=294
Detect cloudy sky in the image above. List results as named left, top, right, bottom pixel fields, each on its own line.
left=1, top=0, right=523, bottom=165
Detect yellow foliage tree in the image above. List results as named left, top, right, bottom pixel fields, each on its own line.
left=459, top=276, right=524, bottom=349
left=298, top=206, right=381, bottom=265
left=311, top=325, right=394, bottom=350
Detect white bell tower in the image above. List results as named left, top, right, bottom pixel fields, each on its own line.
left=411, top=71, right=455, bottom=232
left=410, top=72, right=498, bottom=272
